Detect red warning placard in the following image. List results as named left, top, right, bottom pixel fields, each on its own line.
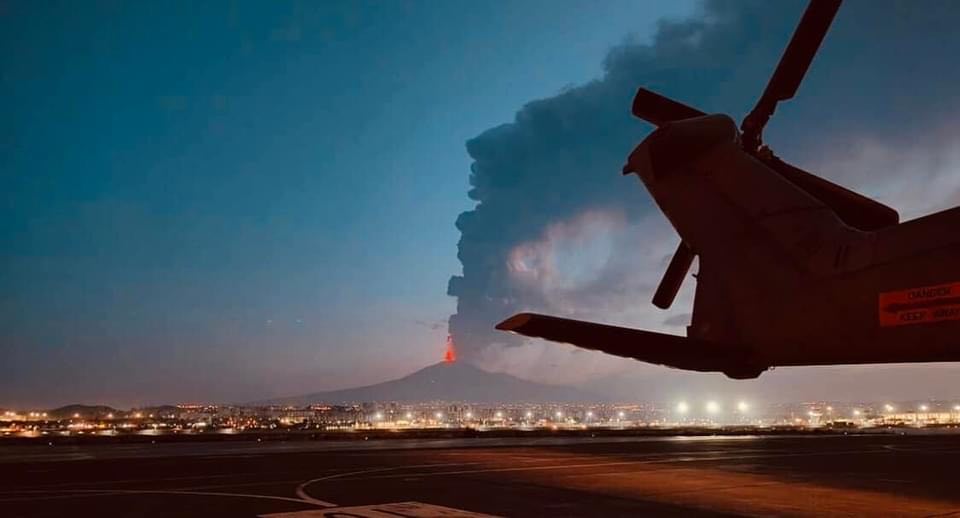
left=879, top=281, right=960, bottom=327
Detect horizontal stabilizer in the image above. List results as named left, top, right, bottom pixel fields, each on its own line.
left=496, top=313, right=763, bottom=377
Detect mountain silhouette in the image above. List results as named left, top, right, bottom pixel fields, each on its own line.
left=261, top=361, right=602, bottom=405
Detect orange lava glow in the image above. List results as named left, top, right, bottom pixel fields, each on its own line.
left=444, top=335, right=457, bottom=363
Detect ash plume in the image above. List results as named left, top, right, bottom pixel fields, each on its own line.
left=448, top=0, right=960, bottom=380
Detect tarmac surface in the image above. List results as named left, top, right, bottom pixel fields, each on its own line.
left=2, top=432, right=960, bottom=517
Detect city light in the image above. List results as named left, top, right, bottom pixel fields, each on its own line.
left=14, top=397, right=960, bottom=438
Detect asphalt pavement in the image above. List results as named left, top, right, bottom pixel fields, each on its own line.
left=2, top=432, right=960, bottom=517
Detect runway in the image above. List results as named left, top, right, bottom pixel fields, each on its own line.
left=2, top=432, right=960, bottom=517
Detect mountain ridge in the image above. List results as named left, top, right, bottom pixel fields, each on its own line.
left=259, top=361, right=604, bottom=405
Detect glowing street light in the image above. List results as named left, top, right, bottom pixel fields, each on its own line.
left=405, top=412, right=413, bottom=420
left=465, top=412, right=473, bottom=419
left=374, top=412, right=383, bottom=420
left=953, top=405, right=960, bottom=412
left=586, top=411, right=594, bottom=418
left=705, top=401, right=720, bottom=414
left=852, top=409, right=862, bottom=417
left=676, top=402, right=689, bottom=414
left=919, top=404, right=929, bottom=412
left=555, top=411, right=564, bottom=419
left=884, top=404, right=895, bottom=412
left=736, top=401, right=749, bottom=413
left=617, top=411, right=625, bottom=419
left=435, top=412, right=444, bottom=420
left=525, top=411, right=533, bottom=419
left=495, top=411, right=503, bottom=419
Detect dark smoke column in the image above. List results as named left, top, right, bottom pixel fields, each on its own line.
left=445, top=90, right=651, bottom=361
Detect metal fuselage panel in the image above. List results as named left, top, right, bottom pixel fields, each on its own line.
left=629, top=115, right=960, bottom=368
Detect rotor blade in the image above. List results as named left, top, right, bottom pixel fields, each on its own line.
left=741, top=0, right=842, bottom=149
left=632, top=87, right=705, bottom=126
left=652, top=241, right=696, bottom=310
left=763, top=0, right=842, bottom=103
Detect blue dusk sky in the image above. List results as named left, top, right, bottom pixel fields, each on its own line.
left=1, top=0, right=696, bottom=406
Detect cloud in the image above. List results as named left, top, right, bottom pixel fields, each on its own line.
left=448, top=0, right=960, bottom=393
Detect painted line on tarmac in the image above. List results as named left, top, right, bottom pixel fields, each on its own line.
left=294, top=461, right=487, bottom=507
left=7, top=471, right=270, bottom=490
left=0, top=488, right=325, bottom=506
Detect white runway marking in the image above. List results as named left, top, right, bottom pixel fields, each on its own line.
left=294, top=461, right=484, bottom=508
left=0, top=488, right=322, bottom=506
left=9, top=471, right=266, bottom=490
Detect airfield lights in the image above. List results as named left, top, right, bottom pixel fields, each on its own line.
left=705, top=401, right=720, bottom=415
left=676, top=402, right=689, bottom=414
left=736, top=401, right=749, bottom=413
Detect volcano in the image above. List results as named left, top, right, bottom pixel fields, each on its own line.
left=262, top=361, right=602, bottom=405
